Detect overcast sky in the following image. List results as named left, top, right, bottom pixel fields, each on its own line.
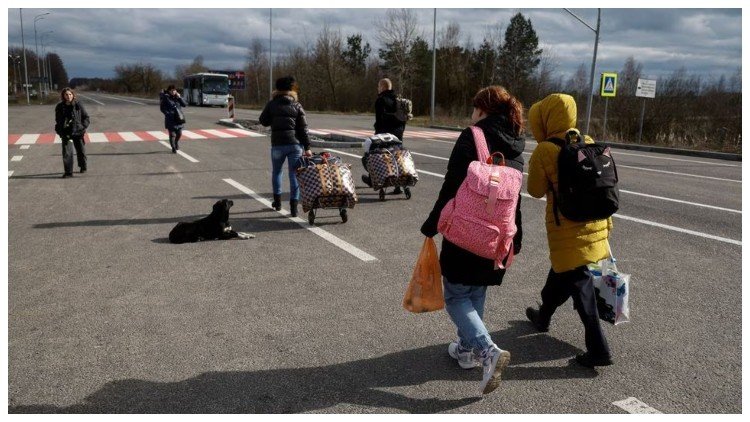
left=5, top=6, right=742, bottom=83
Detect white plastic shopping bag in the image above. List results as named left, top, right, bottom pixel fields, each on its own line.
left=589, top=242, right=630, bottom=325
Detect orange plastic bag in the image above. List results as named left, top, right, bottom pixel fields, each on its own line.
left=403, top=237, right=445, bottom=313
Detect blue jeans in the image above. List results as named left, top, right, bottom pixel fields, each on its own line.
left=271, top=144, right=303, bottom=201
left=443, top=278, right=493, bottom=354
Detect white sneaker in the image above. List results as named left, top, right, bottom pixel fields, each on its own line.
left=448, top=340, right=479, bottom=369
left=479, top=345, right=511, bottom=395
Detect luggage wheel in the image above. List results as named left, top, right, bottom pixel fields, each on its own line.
left=339, top=208, right=348, bottom=223
left=379, top=189, right=386, bottom=201
left=308, top=209, right=316, bottom=225
left=404, top=187, right=411, bottom=200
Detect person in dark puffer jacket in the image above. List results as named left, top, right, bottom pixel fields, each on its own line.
left=258, top=76, right=312, bottom=217
left=420, top=85, right=525, bottom=395
left=54, top=87, right=90, bottom=178
left=362, top=78, right=407, bottom=193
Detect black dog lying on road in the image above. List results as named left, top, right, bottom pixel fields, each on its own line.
left=169, top=199, right=254, bottom=244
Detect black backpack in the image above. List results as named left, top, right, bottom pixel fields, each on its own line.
left=547, top=129, right=619, bottom=225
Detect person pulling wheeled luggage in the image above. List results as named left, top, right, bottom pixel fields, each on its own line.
left=362, top=77, right=409, bottom=194
left=362, top=133, right=418, bottom=201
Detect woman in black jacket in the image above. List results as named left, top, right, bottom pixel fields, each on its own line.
left=160, top=84, right=187, bottom=153
left=54, top=87, right=90, bottom=178
left=258, top=76, right=312, bottom=217
left=420, top=86, right=525, bottom=395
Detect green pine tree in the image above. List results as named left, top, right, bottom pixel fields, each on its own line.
left=498, top=13, right=543, bottom=95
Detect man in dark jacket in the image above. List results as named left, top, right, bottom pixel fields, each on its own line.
left=363, top=78, right=407, bottom=193
left=258, top=76, right=312, bottom=217
left=54, top=87, right=90, bottom=178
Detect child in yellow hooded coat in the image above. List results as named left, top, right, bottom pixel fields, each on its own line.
left=525, top=93, right=614, bottom=368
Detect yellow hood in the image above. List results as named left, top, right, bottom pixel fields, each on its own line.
left=528, top=93, right=577, bottom=142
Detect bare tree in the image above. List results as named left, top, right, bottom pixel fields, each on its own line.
left=375, top=8, right=420, bottom=91
left=313, top=23, right=345, bottom=109
left=246, top=39, right=267, bottom=104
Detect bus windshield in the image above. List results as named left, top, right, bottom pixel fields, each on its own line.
left=202, top=77, right=229, bottom=95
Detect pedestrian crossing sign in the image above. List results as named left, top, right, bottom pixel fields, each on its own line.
left=600, top=72, right=618, bottom=97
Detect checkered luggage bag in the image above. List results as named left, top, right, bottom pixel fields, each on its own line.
left=366, top=147, right=418, bottom=200
left=296, top=152, right=357, bottom=224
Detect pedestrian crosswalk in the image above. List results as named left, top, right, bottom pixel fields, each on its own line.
left=7, top=127, right=460, bottom=145
left=7, top=128, right=265, bottom=145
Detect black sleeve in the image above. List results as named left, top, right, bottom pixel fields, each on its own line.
left=295, top=104, right=311, bottom=150
left=420, top=129, right=475, bottom=236
left=54, top=104, right=63, bottom=135
left=513, top=193, right=522, bottom=254
left=258, top=101, right=272, bottom=126
left=80, top=103, right=90, bottom=131
left=374, top=97, right=384, bottom=130
left=177, top=96, right=187, bottom=107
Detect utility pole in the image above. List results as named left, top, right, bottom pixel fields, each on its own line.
left=564, top=8, right=600, bottom=135
left=269, top=8, right=273, bottom=100
left=33, top=12, right=50, bottom=103
left=20, top=9, right=30, bottom=104
left=430, top=8, right=437, bottom=125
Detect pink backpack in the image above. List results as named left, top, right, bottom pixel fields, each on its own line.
left=437, top=126, right=523, bottom=269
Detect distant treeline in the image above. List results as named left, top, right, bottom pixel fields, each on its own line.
left=17, top=10, right=740, bottom=153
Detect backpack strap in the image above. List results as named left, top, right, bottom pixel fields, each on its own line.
left=542, top=137, right=566, bottom=226
left=470, top=126, right=490, bottom=163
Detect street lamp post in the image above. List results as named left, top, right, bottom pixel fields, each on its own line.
left=430, top=8, right=437, bottom=125
left=33, top=12, right=50, bottom=102
left=41, top=31, right=53, bottom=95
left=269, top=8, right=273, bottom=100
left=563, top=8, right=600, bottom=135
left=20, top=9, right=31, bottom=104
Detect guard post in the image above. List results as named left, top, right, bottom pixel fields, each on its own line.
left=227, top=95, right=235, bottom=122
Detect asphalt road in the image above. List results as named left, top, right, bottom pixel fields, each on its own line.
left=6, top=93, right=742, bottom=413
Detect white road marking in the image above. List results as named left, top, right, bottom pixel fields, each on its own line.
left=20, top=145, right=30, bottom=150
left=619, top=189, right=741, bottom=213
left=76, top=93, right=105, bottom=105
left=180, top=130, right=203, bottom=140
left=147, top=131, right=170, bottom=140
left=325, top=148, right=740, bottom=246
left=202, top=129, right=236, bottom=138
left=611, top=150, right=740, bottom=167
left=223, top=178, right=377, bottom=262
left=53, top=135, right=62, bottom=144
left=11, top=156, right=23, bottom=162
left=617, top=164, right=741, bottom=183
left=158, top=141, right=199, bottom=163
left=16, top=134, right=39, bottom=144
left=612, top=397, right=662, bottom=414
left=411, top=151, right=740, bottom=214
left=94, top=94, right=148, bottom=105
left=225, top=128, right=265, bottom=137
left=87, top=133, right=108, bottom=143
left=520, top=151, right=740, bottom=183
left=119, top=131, right=143, bottom=142
left=8, top=170, right=14, bottom=178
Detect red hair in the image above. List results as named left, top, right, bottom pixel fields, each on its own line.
left=472, top=86, right=525, bottom=135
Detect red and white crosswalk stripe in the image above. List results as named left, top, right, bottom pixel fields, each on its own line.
left=7, top=128, right=265, bottom=145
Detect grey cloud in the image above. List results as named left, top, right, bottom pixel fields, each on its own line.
left=7, top=8, right=741, bottom=81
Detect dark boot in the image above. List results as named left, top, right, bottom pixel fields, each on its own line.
left=290, top=200, right=298, bottom=217
left=271, top=194, right=282, bottom=211
left=361, top=174, right=372, bottom=187
left=575, top=352, right=613, bottom=368
left=525, top=307, right=550, bottom=332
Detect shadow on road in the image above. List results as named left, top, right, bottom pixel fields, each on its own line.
left=9, top=321, right=593, bottom=414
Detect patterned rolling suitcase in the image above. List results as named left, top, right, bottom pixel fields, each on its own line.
left=296, top=152, right=357, bottom=225
left=366, top=146, right=419, bottom=201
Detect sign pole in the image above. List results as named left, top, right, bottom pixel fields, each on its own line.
left=603, top=97, right=609, bottom=140
left=637, top=98, right=646, bottom=144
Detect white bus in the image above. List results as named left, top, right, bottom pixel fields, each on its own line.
left=183, top=73, right=230, bottom=107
